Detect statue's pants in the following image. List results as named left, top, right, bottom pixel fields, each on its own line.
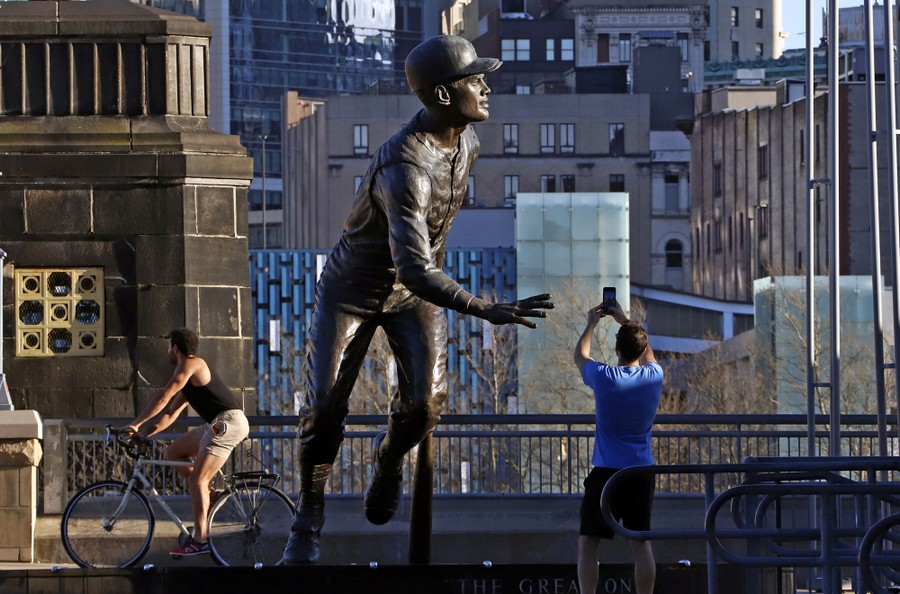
left=296, top=288, right=449, bottom=501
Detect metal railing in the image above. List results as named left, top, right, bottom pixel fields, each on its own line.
left=46, top=414, right=899, bottom=512
left=601, top=457, right=900, bottom=594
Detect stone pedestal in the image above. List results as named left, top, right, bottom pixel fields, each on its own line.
left=0, top=410, right=42, bottom=562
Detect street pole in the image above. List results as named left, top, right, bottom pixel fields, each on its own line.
left=0, top=247, right=13, bottom=411
left=260, top=134, right=268, bottom=250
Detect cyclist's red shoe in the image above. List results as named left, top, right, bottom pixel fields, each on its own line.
left=170, top=537, right=209, bottom=558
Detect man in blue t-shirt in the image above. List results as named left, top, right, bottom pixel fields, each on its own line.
left=573, top=300, right=662, bottom=594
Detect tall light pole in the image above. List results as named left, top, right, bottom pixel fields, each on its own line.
left=0, top=247, right=12, bottom=411
left=259, top=134, right=268, bottom=250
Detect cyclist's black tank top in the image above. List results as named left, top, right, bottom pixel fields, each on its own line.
left=181, top=369, right=241, bottom=424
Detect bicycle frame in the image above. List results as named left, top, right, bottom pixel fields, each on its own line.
left=113, top=455, right=197, bottom=541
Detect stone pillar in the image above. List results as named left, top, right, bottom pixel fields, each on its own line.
left=0, top=410, right=42, bottom=562
left=0, top=1, right=255, bottom=418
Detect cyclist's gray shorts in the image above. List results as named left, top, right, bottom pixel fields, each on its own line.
left=200, top=409, right=249, bottom=458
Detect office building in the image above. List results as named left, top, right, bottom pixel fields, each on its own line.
left=283, top=83, right=694, bottom=290
left=136, top=0, right=444, bottom=248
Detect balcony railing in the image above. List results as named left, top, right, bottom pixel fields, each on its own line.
left=43, top=414, right=900, bottom=514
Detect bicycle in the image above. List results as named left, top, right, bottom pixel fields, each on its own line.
left=60, top=424, right=295, bottom=568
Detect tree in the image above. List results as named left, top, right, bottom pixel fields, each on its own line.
left=518, top=279, right=644, bottom=415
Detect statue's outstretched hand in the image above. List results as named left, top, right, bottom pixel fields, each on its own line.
left=481, top=293, right=554, bottom=328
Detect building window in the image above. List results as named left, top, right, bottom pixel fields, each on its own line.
left=609, top=123, right=625, bottom=156
left=501, top=38, right=530, bottom=61
left=799, top=131, right=805, bottom=165
left=755, top=8, right=764, bottom=28
left=755, top=43, right=764, bottom=58
left=665, top=174, right=679, bottom=212
left=815, top=124, right=822, bottom=163
left=15, top=268, right=105, bottom=357
left=353, top=124, right=368, bottom=155
left=728, top=215, right=733, bottom=250
left=503, top=124, right=519, bottom=154
left=354, top=176, right=363, bottom=193
left=677, top=33, right=689, bottom=61
left=714, top=219, right=723, bottom=253
left=540, top=123, right=555, bottom=153
left=560, top=123, right=575, bottom=153
left=706, top=222, right=710, bottom=255
left=740, top=212, right=745, bottom=246
left=540, top=175, right=557, bottom=192
left=517, top=38, right=531, bottom=60
left=597, top=34, right=610, bottom=63
left=618, top=34, right=632, bottom=63
left=609, top=174, right=625, bottom=192
left=561, top=174, right=576, bottom=192
left=758, top=205, right=769, bottom=239
left=561, top=38, right=574, bottom=60
left=730, top=6, right=739, bottom=27
left=249, top=189, right=283, bottom=211
left=758, top=145, right=769, bottom=179
left=516, top=85, right=531, bottom=95
left=816, top=187, right=822, bottom=222
left=504, top=175, right=519, bottom=201
left=467, top=175, right=476, bottom=204
left=713, top=162, right=723, bottom=196
left=546, top=39, right=555, bottom=61
left=249, top=223, right=283, bottom=249
left=731, top=41, right=739, bottom=59
left=665, top=240, right=683, bottom=268
left=704, top=41, right=711, bottom=61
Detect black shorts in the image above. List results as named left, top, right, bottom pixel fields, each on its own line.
left=579, top=466, right=655, bottom=539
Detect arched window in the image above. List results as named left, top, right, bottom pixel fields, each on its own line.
left=665, top=240, right=683, bottom=268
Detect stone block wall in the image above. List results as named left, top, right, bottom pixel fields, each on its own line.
left=0, top=1, right=256, bottom=419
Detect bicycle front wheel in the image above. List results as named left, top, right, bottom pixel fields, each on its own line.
left=208, top=484, right=294, bottom=566
left=61, top=480, right=155, bottom=568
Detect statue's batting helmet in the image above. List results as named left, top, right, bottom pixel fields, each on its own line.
left=405, top=35, right=501, bottom=93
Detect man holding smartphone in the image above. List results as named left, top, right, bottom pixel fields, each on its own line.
left=573, top=298, right=662, bottom=594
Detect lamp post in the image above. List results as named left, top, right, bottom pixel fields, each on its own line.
left=259, top=134, right=268, bottom=250
left=0, top=247, right=12, bottom=411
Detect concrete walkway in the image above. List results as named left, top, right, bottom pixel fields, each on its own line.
left=27, top=495, right=711, bottom=567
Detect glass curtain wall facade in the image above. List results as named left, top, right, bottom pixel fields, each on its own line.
left=137, top=0, right=423, bottom=247
left=516, top=192, right=629, bottom=411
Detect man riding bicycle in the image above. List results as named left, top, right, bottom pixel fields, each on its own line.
left=124, top=328, right=249, bottom=557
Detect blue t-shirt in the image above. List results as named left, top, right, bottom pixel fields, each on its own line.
left=581, top=361, right=663, bottom=468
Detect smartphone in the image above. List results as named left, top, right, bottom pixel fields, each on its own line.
left=602, top=286, right=616, bottom=307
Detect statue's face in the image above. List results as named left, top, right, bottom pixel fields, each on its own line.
left=448, top=74, right=491, bottom=123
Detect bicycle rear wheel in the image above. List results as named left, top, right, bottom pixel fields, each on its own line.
left=61, top=480, right=155, bottom=568
left=208, top=483, right=294, bottom=566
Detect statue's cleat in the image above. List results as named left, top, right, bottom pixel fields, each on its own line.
left=364, top=431, right=403, bottom=525
left=279, top=506, right=323, bottom=565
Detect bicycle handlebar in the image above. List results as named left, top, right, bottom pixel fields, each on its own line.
left=105, top=424, right=152, bottom=459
